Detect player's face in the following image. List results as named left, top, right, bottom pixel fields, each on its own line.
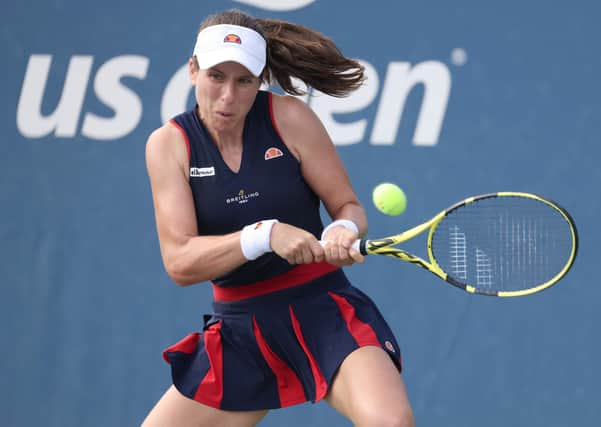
left=191, top=60, right=261, bottom=133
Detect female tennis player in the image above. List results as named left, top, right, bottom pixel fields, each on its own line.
left=142, top=9, right=415, bottom=427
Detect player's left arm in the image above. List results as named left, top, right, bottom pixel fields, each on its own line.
left=271, top=94, right=365, bottom=264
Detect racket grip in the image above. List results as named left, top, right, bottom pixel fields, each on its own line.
left=319, top=239, right=365, bottom=254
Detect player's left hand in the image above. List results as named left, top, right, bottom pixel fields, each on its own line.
left=321, top=227, right=364, bottom=266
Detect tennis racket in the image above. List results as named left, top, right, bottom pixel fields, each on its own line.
left=353, top=192, right=578, bottom=297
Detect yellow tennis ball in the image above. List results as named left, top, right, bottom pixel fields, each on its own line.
left=372, top=183, right=407, bottom=216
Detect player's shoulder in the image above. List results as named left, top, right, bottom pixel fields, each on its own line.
left=270, top=92, right=322, bottom=135
left=145, top=121, right=188, bottom=166
left=271, top=92, right=317, bottom=120
left=147, top=120, right=184, bottom=145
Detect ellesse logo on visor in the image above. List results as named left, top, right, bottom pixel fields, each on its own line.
left=224, top=34, right=242, bottom=44
left=264, top=147, right=283, bottom=160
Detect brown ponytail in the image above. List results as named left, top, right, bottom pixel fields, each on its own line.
left=259, top=19, right=365, bottom=97
left=196, top=10, right=365, bottom=98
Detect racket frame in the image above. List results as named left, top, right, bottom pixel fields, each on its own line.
left=359, top=192, right=578, bottom=297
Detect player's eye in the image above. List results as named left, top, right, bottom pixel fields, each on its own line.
left=208, top=71, right=224, bottom=81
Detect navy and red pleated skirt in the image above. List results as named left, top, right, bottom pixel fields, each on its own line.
left=162, top=263, right=402, bottom=411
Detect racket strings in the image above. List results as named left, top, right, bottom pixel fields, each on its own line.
left=431, top=197, right=575, bottom=292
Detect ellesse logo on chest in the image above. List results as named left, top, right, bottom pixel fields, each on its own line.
left=190, top=166, right=215, bottom=177
left=264, top=147, right=283, bottom=160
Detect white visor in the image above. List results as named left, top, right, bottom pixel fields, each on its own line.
left=193, top=24, right=267, bottom=77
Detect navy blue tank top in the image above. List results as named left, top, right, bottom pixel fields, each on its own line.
left=170, top=91, right=325, bottom=287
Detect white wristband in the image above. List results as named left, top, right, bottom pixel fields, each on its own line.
left=320, top=219, right=359, bottom=240
left=240, top=219, right=279, bottom=260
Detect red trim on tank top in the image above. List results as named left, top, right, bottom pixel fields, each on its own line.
left=212, top=262, right=339, bottom=302
left=169, top=118, right=191, bottom=161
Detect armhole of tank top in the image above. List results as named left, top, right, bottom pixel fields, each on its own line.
left=267, top=92, right=285, bottom=144
left=168, top=118, right=191, bottom=162
left=267, top=92, right=301, bottom=163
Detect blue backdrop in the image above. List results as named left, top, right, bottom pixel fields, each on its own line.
left=2, top=1, right=599, bottom=426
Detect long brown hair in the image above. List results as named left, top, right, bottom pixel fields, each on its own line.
left=196, top=9, right=365, bottom=98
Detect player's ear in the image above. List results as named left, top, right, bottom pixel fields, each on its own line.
left=189, top=56, right=199, bottom=84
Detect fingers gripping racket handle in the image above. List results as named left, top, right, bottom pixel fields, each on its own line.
left=319, top=239, right=367, bottom=254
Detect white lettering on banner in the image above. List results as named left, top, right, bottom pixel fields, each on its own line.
left=17, top=55, right=455, bottom=146
left=371, top=61, right=451, bottom=146
left=82, top=55, right=149, bottom=140
left=161, top=64, right=191, bottom=125
left=309, top=61, right=379, bottom=146
left=17, top=55, right=148, bottom=140
left=17, top=55, right=92, bottom=138
left=288, top=77, right=310, bottom=104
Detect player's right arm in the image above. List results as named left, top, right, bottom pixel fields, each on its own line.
left=145, top=124, right=247, bottom=286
